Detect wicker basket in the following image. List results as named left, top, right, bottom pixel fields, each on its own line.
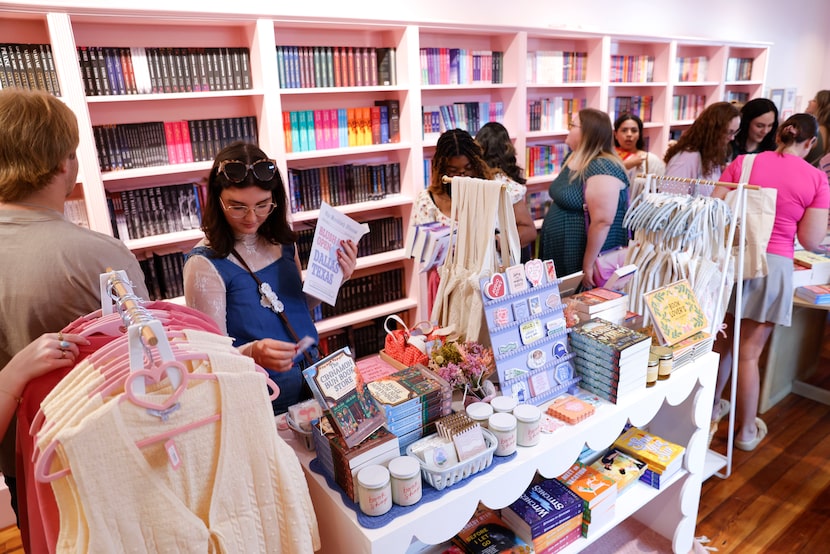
left=286, top=412, right=315, bottom=451
left=405, top=428, right=497, bottom=490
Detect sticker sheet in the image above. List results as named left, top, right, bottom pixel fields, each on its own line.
left=480, top=259, right=580, bottom=406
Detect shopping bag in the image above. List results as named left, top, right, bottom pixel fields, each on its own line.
left=431, top=176, right=520, bottom=344
left=725, top=154, right=777, bottom=281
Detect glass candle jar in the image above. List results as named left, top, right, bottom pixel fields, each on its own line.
left=490, top=395, right=518, bottom=414
left=512, top=403, right=541, bottom=447
left=647, top=353, right=659, bottom=387
left=653, top=346, right=673, bottom=380
left=356, top=464, right=392, bottom=516
left=466, top=401, right=494, bottom=428
left=488, top=412, right=517, bottom=456
left=388, top=456, right=422, bottom=507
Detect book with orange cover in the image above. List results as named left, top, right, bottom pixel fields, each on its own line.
left=546, top=394, right=595, bottom=424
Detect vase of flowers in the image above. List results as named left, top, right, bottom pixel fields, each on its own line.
left=428, top=340, right=496, bottom=406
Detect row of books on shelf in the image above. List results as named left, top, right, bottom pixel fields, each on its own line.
left=296, top=215, right=404, bottom=270
left=139, top=251, right=185, bottom=301
left=311, top=268, right=404, bottom=321
left=525, top=50, right=588, bottom=85
left=286, top=161, right=401, bottom=213
left=419, top=48, right=504, bottom=86
left=526, top=97, right=585, bottom=133
left=674, top=55, right=709, bottom=83
left=607, top=95, right=654, bottom=125
left=317, top=314, right=401, bottom=359
left=77, top=46, right=251, bottom=97
left=450, top=425, right=685, bottom=553
left=527, top=191, right=552, bottom=220
left=64, top=198, right=90, bottom=229
left=725, top=91, right=750, bottom=104
left=0, top=43, right=60, bottom=95
left=282, top=99, right=400, bottom=153
left=92, top=116, right=258, bottom=172
left=609, top=54, right=655, bottom=83
left=421, top=101, right=505, bottom=139
left=725, top=57, right=754, bottom=81
left=526, top=143, right=568, bottom=178
left=108, top=183, right=203, bottom=241
left=672, top=94, right=707, bottom=121
left=276, top=45, right=396, bottom=89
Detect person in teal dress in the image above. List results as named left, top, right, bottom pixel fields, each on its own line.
left=540, top=108, right=630, bottom=288
left=184, top=141, right=358, bottom=414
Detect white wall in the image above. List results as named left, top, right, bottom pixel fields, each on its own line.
left=11, top=0, right=830, bottom=107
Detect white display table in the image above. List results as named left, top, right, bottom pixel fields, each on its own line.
left=283, top=352, right=721, bottom=554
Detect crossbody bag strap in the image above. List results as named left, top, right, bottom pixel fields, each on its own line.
left=230, top=247, right=315, bottom=366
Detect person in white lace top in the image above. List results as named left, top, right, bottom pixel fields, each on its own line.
left=183, top=142, right=358, bottom=413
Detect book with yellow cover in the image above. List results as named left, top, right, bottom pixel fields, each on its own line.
left=643, top=279, right=708, bottom=346
left=613, top=426, right=685, bottom=475
left=589, top=448, right=647, bottom=492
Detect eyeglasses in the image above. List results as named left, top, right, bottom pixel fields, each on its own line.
left=568, top=121, right=581, bottom=129
left=219, top=197, right=277, bottom=219
left=726, top=128, right=739, bottom=138
left=217, top=158, right=277, bottom=183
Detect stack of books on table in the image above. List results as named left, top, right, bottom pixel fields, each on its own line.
left=311, top=416, right=400, bottom=502
left=557, top=462, right=618, bottom=539
left=501, top=478, right=584, bottom=554
left=794, top=249, right=830, bottom=285
left=795, top=284, right=830, bottom=305
left=564, top=287, right=629, bottom=325
left=569, top=319, right=651, bottom=403
left=643, top=279, right=712, bottom=370
left=588, top=448, right=647, bottom=493
left=612, top=425, right=685, bottom=489
left=365, top=364, right=452, bottom=451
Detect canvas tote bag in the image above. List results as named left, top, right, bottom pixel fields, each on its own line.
left=725, top=154, right=777, bottom=281
left=431, top=176, right=520, bottom=344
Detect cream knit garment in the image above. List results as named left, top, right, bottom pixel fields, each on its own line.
left=52, top=370, right=319, bottom=553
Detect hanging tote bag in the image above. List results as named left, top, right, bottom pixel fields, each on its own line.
left=725, top=154, right=777, bottom=281
left=431, top=176, right=520, bottom=344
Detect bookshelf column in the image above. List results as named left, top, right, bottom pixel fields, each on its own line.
left=47, top=12, right=111, bottom=234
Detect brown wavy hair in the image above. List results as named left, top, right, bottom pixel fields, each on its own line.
left=428, top=129, right=493, bottom=195
left=664, top=101, right=740, bottom=177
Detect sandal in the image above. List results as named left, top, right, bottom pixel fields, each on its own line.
left=713, top=398, right=730, bottom=423
left=707, top=421, right=718, bottom=448
left=734, top=417, right=768, bottom=452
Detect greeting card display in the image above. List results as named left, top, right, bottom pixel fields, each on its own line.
left=480, top=259, right=580, bottom=406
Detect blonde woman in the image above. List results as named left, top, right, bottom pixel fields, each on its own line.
left=540, top=108, right=630, bottom=289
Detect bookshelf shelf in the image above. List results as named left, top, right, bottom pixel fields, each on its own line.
left=85, top=89, right=264, bottom=103
left=284, top=142, right=412, bottom=162
left=313, top=297, right=418, bottom=336
left=101, top=161, right=213, bottom=182
left=123, top=229, right=205, bottom=251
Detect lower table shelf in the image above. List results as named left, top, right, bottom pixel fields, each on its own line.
left=282, top=352, right=719, bottom=554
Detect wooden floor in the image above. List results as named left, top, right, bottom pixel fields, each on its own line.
left=0, top=320, right=827, bottom=553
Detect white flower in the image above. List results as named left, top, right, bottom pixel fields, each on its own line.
left=259, top=282, right=284, bottom=313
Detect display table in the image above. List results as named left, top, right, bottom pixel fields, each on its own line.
left=282, top=352, right=722, bottom=554
left=759, top=296, right=830, bottom=413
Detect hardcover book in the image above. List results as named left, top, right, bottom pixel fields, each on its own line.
left=589, top=448, right=647, bottom=492
left=557, top=462, right=618, bottom=511
left=302, top=346, right=386, bottom=448
left=502, top=478, right=584, bottom=539
left=451, top=505, right=533, bottom=554
left=643, top=279, right=708, bottom=346
left=612, top=426, right=685, bottom=474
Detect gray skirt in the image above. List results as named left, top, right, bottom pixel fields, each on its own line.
left=727, top=253, right=793, bottom=326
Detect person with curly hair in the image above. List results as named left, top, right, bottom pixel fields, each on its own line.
left=664, top=101, right=740, bottom=185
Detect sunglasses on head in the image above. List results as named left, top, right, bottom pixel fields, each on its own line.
left=217, top=158, right=277, bottom=183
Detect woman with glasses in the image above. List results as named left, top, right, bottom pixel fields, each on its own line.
left=664, top=101, right=741, bottom=185
left=539, top=108, right=630, bottom=289
left=183, top=142, right=358, bottom=414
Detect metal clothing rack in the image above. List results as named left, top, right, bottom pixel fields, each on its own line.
left=637, top=173, right=759, bottom=479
